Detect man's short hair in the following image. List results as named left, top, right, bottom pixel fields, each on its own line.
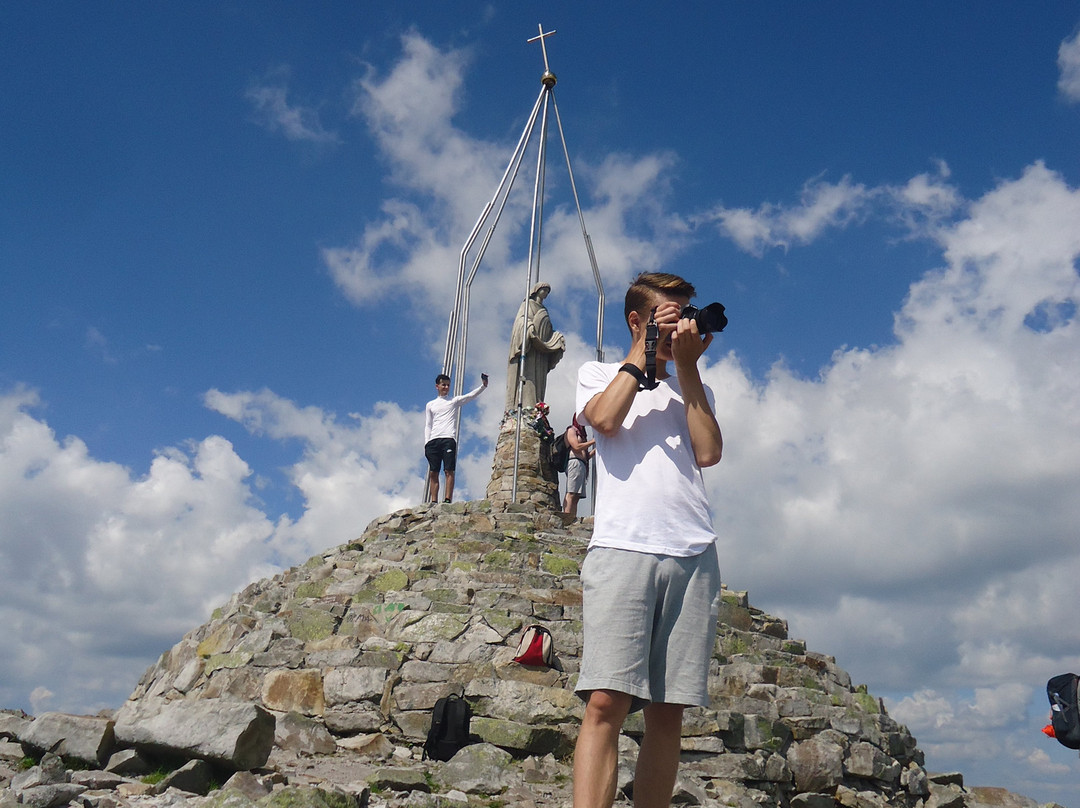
left=624, top=272, right=697, bottom=328
left=435, top=374, right=451, bottom=385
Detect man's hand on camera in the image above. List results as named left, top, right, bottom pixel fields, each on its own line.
left=671, top=314, right=713, bottom=368
left=651, top=301, right=683, bottom=343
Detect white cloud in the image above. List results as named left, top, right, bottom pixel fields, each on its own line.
left=700, top=174, right=873, bottom=255
left=888, top=684, right=1031, bottom=761
left=697, top=160, right=1080, bottom=786
left=1058, top=27, right=1080, bottom=102
left=204, top=389, right=428, bottom=561
left=1021, top=747, right=1071, bottom=777
left=324, top=33, right=535, bottom=326
left=247, top=67, right=340, bottom=144
left=322, top=200, right=445, bottom=306
left=886, top=160, right=964, bottom=234
left=330, top=30, right=694, bottom=349
left=29, top=687, right=54, bottom=715
left=0, top=387, right=278, bottom=712
left=699, top=163, right=966, bottom=255
left=0, top=379, right=498, bottom=713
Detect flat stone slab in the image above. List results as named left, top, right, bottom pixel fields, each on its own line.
left=113, top=698, right=274, bottom=770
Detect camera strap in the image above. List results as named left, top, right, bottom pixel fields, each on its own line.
left=619, top=308, right=662, bottom=391
left=642, top=308, right=661, bottom=390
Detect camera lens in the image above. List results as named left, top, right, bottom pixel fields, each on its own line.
left=680, top=302, right=728, bottom=334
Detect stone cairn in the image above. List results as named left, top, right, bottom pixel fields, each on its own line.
left=485, top=409, right=560, bottom=509
left=0, top=453, right=1058, bottom=807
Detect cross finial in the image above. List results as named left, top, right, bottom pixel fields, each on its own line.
left=527, top=24, right=556, bottom=80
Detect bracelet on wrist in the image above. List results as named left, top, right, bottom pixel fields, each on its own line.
left=619, top=363, right=648, bottom=387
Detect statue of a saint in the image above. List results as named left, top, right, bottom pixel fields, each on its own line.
left=506, top=281, right=566, bottom=411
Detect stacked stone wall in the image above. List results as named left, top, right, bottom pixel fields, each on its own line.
left=112, top=499, right=938, bottom=807
left=485, top=414, right=561, bottom=508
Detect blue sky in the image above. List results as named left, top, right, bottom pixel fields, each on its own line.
left=3, top=2, right=1080, bottom=803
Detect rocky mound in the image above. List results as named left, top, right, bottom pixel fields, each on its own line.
left=1, top=500, right=1057, bottom=808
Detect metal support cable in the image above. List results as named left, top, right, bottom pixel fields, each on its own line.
left=443, top=87, right=547, bottom=396
left=438, top=27, right=607, bottom=506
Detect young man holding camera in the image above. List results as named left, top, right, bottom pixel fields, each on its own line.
left=573, top=272, right=724, bottom=808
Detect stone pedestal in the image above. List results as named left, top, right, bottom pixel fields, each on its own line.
left=486, top=414, right=560, bottom=510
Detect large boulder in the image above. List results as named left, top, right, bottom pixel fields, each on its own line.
left=17, top=713, right=115, bottom=766
left=113, top=697, right=274, bottom=770
left=788, top=735, right=845, bottom=793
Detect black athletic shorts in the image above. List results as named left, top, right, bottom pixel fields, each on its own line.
left=425, top=437, right=458, bottom=473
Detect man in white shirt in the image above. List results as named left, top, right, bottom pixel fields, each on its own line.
left=572, top=272, right=723, bottom=808
left=424, top=372, right=488, bottom=503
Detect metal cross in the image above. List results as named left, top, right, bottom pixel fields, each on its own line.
left=527, top=24, right=556, bottom=74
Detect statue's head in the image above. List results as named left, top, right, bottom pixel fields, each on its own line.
left=530, top=281, right=551, bottom=301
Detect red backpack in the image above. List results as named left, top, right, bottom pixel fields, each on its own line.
left=513, top=624, right=554, bottom=667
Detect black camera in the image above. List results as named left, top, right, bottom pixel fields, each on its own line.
left=680, top=302, right=728, bottom=334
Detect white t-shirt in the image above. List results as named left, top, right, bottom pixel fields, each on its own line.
left=424, top=385, right=485, bottom=443
left=576, top=361, right=718, bottom=557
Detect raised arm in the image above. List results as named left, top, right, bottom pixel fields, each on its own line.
left=455, top=375, right=489, bottom=406
left=581, top=310, right=654, bottom=436
left=671, top=318, right=723, bottom=467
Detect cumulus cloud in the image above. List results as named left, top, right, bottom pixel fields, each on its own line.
left=698, top=161, right=1080, bottom=787
left=698, top=174, right=873, bottom=255
left=247, top=67, right=340, bottom=144
left=203, top=388, right=432, bottom=562
left=699, top=162, right=965, bottom=255
left=324, top=34, right=512, bottom=311
left=327, top=30, right=692, bottom=344
left=0, top=386, right=278, bottom=712
left=29, top=687, right=54, bottom=715
left=892, top=684, right=1032, bottom=735
left=885, top=160, right=964, bottom=234
left=1021, top=747, right=1071, bottom=777
left=1058, top=27, right=1080, bottom=102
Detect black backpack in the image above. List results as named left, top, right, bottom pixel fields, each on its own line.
left=1047, top=673, right=1080, bottom=749
left=423, top=694, right=472, bottom=761
left=550, top=432, right=570, bottom=473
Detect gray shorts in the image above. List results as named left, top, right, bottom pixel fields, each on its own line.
left=566, top=456, right=588, bottom=496
left=576, top=544, right=721, bottom=711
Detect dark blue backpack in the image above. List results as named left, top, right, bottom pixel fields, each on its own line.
left=1047, top=673, right=1080, bottom=749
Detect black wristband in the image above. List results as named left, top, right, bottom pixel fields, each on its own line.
left=619, top=363, right=648, bottom=387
